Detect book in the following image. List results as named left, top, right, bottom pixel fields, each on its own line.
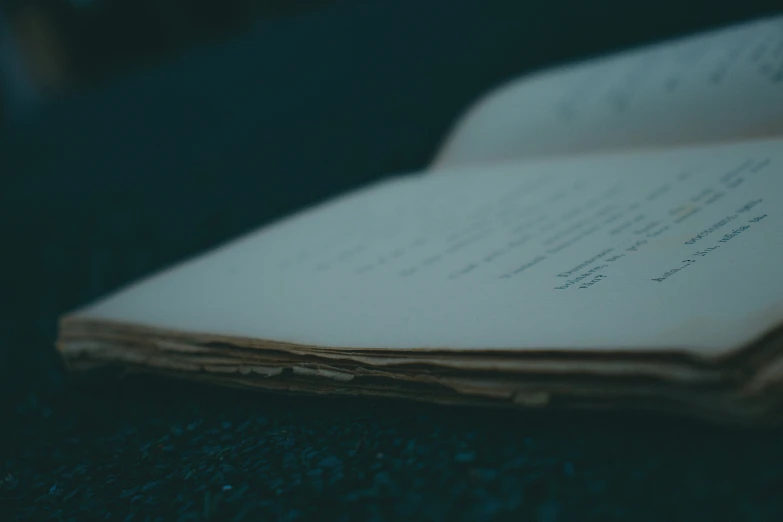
left=58, top=15, right=783, bottom=424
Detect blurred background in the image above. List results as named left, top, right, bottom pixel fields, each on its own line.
left=0, top=0, right=779, bottom=397
left=1, top=2, right=782, bottom=519
left=0, top=0, right=780, bottom=405
left=0, top=0, right=331, bottom=113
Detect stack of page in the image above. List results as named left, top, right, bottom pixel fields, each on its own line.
left=59, top=15, right=783, bottom=424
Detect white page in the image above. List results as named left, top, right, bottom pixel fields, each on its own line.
left=432, top=15, right=783, bottom=170
left=69, top=137, right=783, bottom=358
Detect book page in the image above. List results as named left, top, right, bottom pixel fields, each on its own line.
left=69, top=137, right=783, bottom=358
left=432, top=15, right=783, bottom=170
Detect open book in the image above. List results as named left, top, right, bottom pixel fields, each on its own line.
left=58, top=15, right=783, bottom=424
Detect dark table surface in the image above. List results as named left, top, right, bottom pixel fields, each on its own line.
left=2, top=1, right=783, bottom=520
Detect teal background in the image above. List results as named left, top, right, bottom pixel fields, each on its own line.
left=1, top=1, right=782, bottom=519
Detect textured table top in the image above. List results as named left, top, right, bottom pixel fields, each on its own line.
left=2, top=1, right=782, bottom=519
left=5, top=377, right=783, bottom=521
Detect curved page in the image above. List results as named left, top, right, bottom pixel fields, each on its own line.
left=433, top=15, right=783, bottom=169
